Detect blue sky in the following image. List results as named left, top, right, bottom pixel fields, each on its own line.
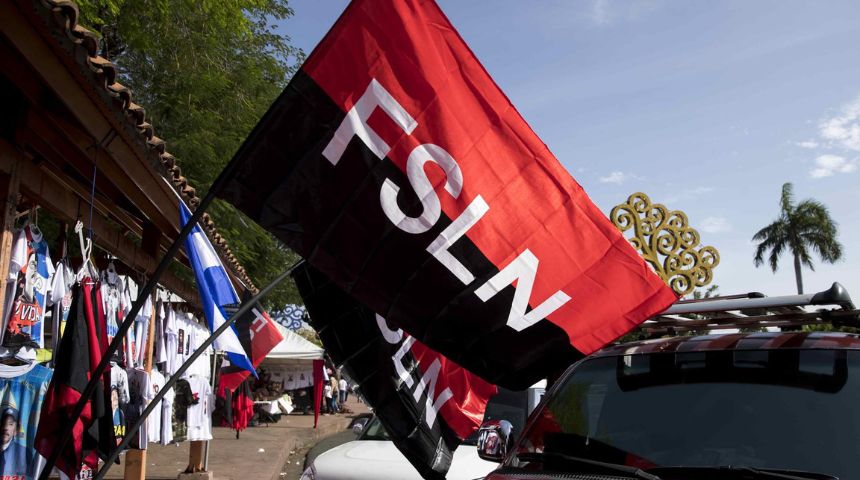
left=277, top=0, right=860, bottom=299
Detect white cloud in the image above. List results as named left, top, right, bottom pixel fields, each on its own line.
left=599, top=171, right=630, bottom=184
left=819, top=96, right=860, bottom=151
left=796, top=140, right=819, bottom=149
left=700, top=217, right=733, bottom=234
left=809, top=154, right=857, bottom=178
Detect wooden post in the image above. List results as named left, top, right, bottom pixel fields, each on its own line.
left=188, top=441, right=206, bottom=473
left=123, top=291, right=158, bottom=480
left=0, top=156, right=21, bottom=323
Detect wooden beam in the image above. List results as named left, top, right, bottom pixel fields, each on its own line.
left=0, top=139, right=199, bottom=305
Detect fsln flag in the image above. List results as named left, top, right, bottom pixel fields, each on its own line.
left=219, top=0, right=676, bottom=388
left=293, top=264, right=497, bottom=480
left=220, top=290, right=285, bottom=393
left=180, top=203, right=256, bottom=376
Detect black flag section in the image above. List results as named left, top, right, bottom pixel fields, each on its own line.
left=293, top=263, right=497, bottom=480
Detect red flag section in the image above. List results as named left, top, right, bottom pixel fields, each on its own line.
left=220, top=0, right=676, bottom=388
left=219, top=293, right=285, bottom=393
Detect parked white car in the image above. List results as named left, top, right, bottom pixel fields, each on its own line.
left=301, top=383, right=545, bottom=480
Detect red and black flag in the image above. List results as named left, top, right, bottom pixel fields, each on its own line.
left=219, top=291, right=285, bottom=393
left=294, top=263, right=497, bottom=480
left=36, top=279, right=114, bottom=478
left=219, top=0, right=675, bottom=389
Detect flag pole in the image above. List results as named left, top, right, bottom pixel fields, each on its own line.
left=39, top=166, right=245, bottom=480
left=93, top=259, right=304, bottom=480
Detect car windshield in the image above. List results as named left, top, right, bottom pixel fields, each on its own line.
left=359, top=417, right=391, bottom=441
left=515, top=348, right=859, bottom=480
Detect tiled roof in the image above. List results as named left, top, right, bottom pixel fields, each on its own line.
left=32, top=0, right=258, bottom=292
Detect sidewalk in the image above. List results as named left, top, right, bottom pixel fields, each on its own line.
left=104, top=398, right=370, bottom=480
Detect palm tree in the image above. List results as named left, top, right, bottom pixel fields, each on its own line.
left=752, top=182, right=843, bottom=294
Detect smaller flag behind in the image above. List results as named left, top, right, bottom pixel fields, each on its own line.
left=220, top=291, right=285, bottom=392
left=179, top=203, right=256, bottom=376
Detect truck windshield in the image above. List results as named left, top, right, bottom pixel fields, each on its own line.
left=515, top=349, right=858, bottom=479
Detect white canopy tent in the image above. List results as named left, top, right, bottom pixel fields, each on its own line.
left=262, top=323, right=325, bottom=364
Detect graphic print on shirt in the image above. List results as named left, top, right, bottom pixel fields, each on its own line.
left=0, top=363, right=52, bottom=480
left=4, top=226, right=53, bottom=349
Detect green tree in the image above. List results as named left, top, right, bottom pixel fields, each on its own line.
left=75, top=0, right=306, bottom=308
left=752, top=182, right=843, bottom=294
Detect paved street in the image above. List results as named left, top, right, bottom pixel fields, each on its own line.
left=103, top=399, right=370, bottom=480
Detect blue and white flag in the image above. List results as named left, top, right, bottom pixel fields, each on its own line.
left=180, top=203, right=256, bottom=376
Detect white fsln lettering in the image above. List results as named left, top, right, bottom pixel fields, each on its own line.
left=249, top=307, right=268, bottom=340
left=426, top=195, right=489, bottom=284
left=411, top=358, right=454, bottom=429
left=474, top=249, right=572, bottom=332
left=381, top=143, right=463, bottom=234
left=392, top=335, right=417, bottom=388
left=322, top=78, right=417, bottom=165
left=375, top=313, right=404, bottom=344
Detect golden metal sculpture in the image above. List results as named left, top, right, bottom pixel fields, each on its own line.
left=610, top=192, right=719, bottom=296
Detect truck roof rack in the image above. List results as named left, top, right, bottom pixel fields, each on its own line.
left=638, top=282, right=860, bottom=336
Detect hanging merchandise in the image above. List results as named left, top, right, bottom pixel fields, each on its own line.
left=132, top=295, right=152, bottom=370
left=48, top=260, right=75, bottom=357
left=0, top=361, right=52, bottom=480
left=123, top=368, right=149, bottom=449
left=144, top=369, right=165, bottom=445
left=99, top=262, right=121, bottom=363
left=171, top=379, right=193, bottom=443
left=35, top=279, right=115, bottom=479
left=4, top=224, right=54, bottom=350
left=109, top=364, right=129, bottom=448
left=160, top=383, right=175, bottom=446
left=185, top=375, right=214, bottom=442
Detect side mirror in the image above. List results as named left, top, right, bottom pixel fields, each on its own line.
left=476, top=419, right=513, bottom=463
left=352, top=422, right=365, bottom=436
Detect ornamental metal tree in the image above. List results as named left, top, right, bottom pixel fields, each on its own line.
left=752, top=182, right=843, bottom=294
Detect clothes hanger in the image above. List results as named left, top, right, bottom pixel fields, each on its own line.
left=74, top=220, right=97, bottom=282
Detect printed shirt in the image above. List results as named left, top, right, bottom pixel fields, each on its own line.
left=0, top=362, right=52, bottom=480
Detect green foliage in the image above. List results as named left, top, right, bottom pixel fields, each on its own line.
left=753, top=182, right=843, bottom=294
left=294, top=327, right=323, bottom=348
left=75, top=0, right=306, bottom=309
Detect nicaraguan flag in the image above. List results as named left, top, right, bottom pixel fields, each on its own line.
left=180, top=203, right=256, bottom=376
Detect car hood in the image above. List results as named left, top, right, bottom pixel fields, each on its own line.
left=310, top=440, right=497, bottom=480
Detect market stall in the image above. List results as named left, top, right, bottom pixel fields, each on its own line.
left=0, top=1, right=260, bottom=478
left=256, top=324, right=323, bottom=416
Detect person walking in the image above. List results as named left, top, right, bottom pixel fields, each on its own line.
left=323, top=382, right=334, bottom=414
left=339, top=377, right=349, bottom=404
left=328, top=377, right=339, bottom=413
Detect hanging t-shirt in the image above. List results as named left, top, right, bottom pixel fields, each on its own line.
left=109, top=366, right=130, bottom=446
left=0, top=362, right=52, bottom=480
left=1, top=230, right=27, bottom=347
left=164, top=307, right=178, bottom=376
left=160, top=386, right=175, bottom=445
left=4, top=225, right=54, bottom=349
left=134, top=297, right=153, bottom=369
left=124, top=368, right=149, bottom=449
left=145, top=370, right=165, bottom=444
left=48, top=262, right=74, bottom=355
left=186, top=376, right=214, bottom=442
left=155, top=301, right=166, bottom=367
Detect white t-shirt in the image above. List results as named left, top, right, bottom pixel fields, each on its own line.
left=339, top=378, right=347, bottom=391
left=146, top=369, right=166, bottom=444
left=186, top=376, right=214, bottom=441
left=161, top=386, right=175, bottom=445
left=156, top=301, right=168, bottom=366
left=324, top=384, right=332, bottom=399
